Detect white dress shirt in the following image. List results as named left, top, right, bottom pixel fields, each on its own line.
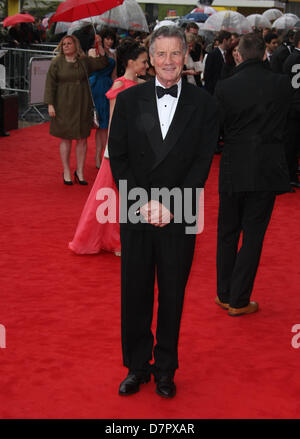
left=155, top=77, right=182, bottom=140
left=266, top=50, right=272, bottom=61
left=218, top=47, right=226, bottom=62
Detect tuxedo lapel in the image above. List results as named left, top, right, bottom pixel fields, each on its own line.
left=139, top=80, right=196, bottom=172
left=138, top=80, right=163, bottom=158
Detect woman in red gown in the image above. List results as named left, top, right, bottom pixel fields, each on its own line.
left=69, top=40, right=148, bottom=255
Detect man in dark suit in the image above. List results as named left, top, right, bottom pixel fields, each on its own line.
left=283, top=30, right=300, bottom=189
left=270, top=29, right=294, bottom=74
left=203, top=30, right=231, bottom=94
left=109, top=26, right=218, bottom=398
left=215, top=33, right=293, bottom=316
left=263, top=32, right=278, bottom=69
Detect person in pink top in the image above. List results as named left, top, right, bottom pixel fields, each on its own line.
left=69, top=40, right=148, bottom=256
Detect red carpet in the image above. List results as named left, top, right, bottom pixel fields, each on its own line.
left=0, top=123, right=300, bottom=419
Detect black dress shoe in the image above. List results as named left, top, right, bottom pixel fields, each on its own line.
left=119, top=373, right=151, bottom=396
left=291, top=181, right=300, bottom=188
left=0, top=131, right=10, bottom=137
left=155, top=375, right=176, bottom=398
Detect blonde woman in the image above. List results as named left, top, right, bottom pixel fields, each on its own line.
left=182, top=33, right=202, bottom=86
left=44, top=34, right=108, bottom=185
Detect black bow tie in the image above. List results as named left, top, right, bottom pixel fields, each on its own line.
left=156, top=84, right=178, bottom=99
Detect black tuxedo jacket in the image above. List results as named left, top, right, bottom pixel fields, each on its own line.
left=215, top=59, right=293, bottom=194
left=283, top=50, right=300, bottom=77
left=283, top=51, right=300, bottom=119
left=270, top=43, right=293, bottom=74
left=108, top=79, right=219, bottom=233
left=263, top=57, right=271, bottom=70
left=204, top=47, right=224, bottom=94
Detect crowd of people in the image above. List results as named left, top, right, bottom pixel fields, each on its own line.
left=42, top=21, right=300, bottom=190
left=41, top=21, right=300, bottom=249
left=0, top=16, right=46, bottom=46
left=37, top=19, right=300, bottom=398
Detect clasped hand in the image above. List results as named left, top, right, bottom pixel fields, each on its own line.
left=140, top=200, right=174, bottom=227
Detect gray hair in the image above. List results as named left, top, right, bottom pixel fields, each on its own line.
left=149, top=26, right=187, bottom=56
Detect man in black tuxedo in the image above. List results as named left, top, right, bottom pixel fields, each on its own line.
left=270, top=30, right=294, bottom=74
left=263, top=32, right=278, bottom=69
left=283, top=30, right=300, bottom=189
left=203, top=30, right=231, bottom=94
left=215, top=33, right=293, bottom=316
left=109, top=26, right=218, bottom=398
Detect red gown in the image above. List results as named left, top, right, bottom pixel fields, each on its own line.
left=68, top=77, right=138, bottom=254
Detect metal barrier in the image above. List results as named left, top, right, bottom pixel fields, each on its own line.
left=23, top=56, right=54, bottom=120
left=0, top=45, right=55, bottom=120
left=1, top=46, right=55, bottom=93
left=29, top=43, right=58, bottom=51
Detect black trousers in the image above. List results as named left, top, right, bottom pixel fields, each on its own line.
left=217, top=191, right=276, bottom=308
left=120, top=228, right=195, bottom=377
left=285, top=118, right=300, bottom=182
left=0, top=94, right=5, bottom=135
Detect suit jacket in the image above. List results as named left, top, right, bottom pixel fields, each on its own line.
left=204, top=47, right=224, bottom=94
left=263, top=57, right=272, bottom=70
left=283, top=51, right=300, bottom=120
left=270, top=43, right=293, bottom=74
left=220, top=63, right=236, bottom=79
left=108, top=79, right=219, bottom=233
left=215, top=59, right=293, bottom=194
left=283, top=50, right=300, bottom=78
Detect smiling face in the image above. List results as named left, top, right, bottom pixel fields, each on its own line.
left=186, top=27, right=198, bottom=36
left=266, top=38, right=278, bottom=53
left=103, top=36, right=114, bottom=50
left=130, top=51, right=149, bottom=77
left=150, top=36, right=185, bottom=88
left=232, top=46, right=240, bottom=65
